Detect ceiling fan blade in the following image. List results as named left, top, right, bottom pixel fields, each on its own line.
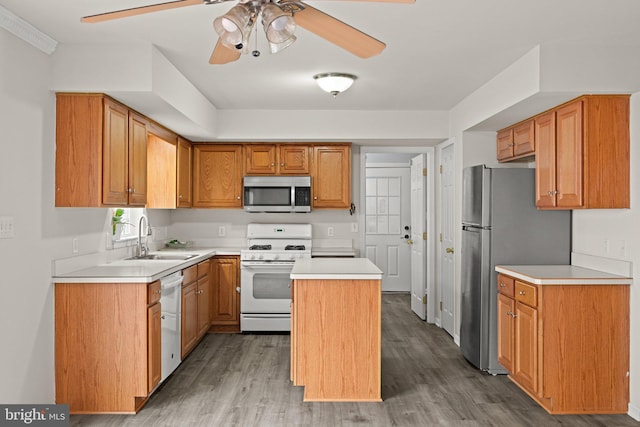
left=289, top=3, right=385, bottom=58
left=210, top=39, right=241, bottom=64
left=322, top=0, right=414, bottom=2
left=81, top=0, right=203, bottom=23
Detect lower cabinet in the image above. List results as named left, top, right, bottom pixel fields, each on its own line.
left=210, top=255, right=240, bottom=333
left=55, top=280, right=162, bottom=414
left=496, top=273, right=629, bottom=414
left=181, top=259, right=212, bottom=359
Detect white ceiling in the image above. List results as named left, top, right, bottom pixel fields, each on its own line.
left=3, top=1, right=640, bottom=123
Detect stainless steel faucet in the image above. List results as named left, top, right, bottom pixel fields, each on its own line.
left=137, top=215, right=149, bottom=257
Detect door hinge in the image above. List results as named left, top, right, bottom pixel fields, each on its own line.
left=440, top=301, right=443, bottom=311
left=423, top=232, right=427, bottom=240
left=422, top=167, right=427, bottom=176
left=422, top=294, right=427, bottom=304
left=439, top=233, right=443, bottom=242
left=439, top=164, right=443, bottom=174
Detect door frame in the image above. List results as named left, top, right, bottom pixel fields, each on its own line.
left=359, top=146, right=436, bottom=321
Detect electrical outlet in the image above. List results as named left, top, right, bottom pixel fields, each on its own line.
left=218, top=226, right=226, bottom=237
left=72, top=237, right=79, bottom=254
left=327, top=226, right=334, bottom=237
left=0, top=217, right=15, bottom=239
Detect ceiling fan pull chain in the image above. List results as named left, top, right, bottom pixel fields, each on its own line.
left=252, top=21, right=260, bottom=57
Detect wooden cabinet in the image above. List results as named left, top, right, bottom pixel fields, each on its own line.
left=55, top=280, right=162, bottom=413
left=210, top=256, right=240, bottom=333
left=497, top=120, right=535, bottom=162
left=146, top=131, right=177, bottom=209
left=532, top=95, right=629, bottom=209
left=193, top=144, right=243, bottom=207
left=245, top=144, right=310, bottom=175
left=291, top=277, right=381, bottom=401
left=177, top=137, right=192, bottom=207
left=56, top=94, right=148, bottom=207
left=311, top=144, right=351, bottom=209
left=147, top=284, right=162, bottom=393
left=181, top=260, right=211, bottom=358
left=496, top=272, right=630, bottom=414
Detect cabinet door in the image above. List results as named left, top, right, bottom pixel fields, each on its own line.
left=312, top=145, right=351, bottom=208
left=497, top=293, right=515, bottom=373
left=147, top=302, right=161, bottom=392
left=102, top=98, right=129, bottom=205
left=193, top=145, right=243, bottom=207
left=128, top=113, right=148, bottom=206
left=555, top=100, right=583, bottom=208
left=177, top=137, right=192, bottom=207
left=514, top=302, right=538, bottom=394
left=496, top=128, right=514, bottom=161
left=245, top=144, right=276, bottom=175
left=513, top=120, right=535, bottom=157
left=197, top=276, right=211, bottom=339
left=181, top=281, right=198, bottom=358
left=211, top=257, right=239, bottom=327
left=535, top=111, right=557, bottom=208
left=278, top=145, right=310, bottom=174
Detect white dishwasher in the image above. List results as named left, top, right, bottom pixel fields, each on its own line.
left=160, top=271, right=183, bottom=383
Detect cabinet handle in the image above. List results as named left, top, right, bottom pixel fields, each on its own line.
left=512, top=313, right=518, bottom=318
left=519, top=290, right=526, bottom=295
left=179, top=194, right=183, bottom=199
left=313, top=196, right=317, bottom=200
left=271, top=163, right=275, bottom=166
left=280, top=163, right=285, bottom=166
left=236, top=286, right=241, bottom=294
left=506, top=311, right=512, bottom=316
left=237, top=196, right=241, bottom=200
left=499, top=282, right=505, bottom=287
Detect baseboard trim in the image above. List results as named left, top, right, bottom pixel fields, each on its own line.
left=629, top=402, right=640, bottom=421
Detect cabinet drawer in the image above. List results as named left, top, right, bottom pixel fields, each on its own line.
left=148, top=280, right=161, bottom=305
left=515, top=281, right=537, bottom=308
left=197, top=259, right=210, bottom=279
left=497, top=274, right=515, bottom=297
left=183, top=265, right=197, bottom=285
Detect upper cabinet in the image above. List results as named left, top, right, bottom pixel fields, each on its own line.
left=177, top=137, right=193, bottom=208
left=146, top=126, right=177, bottom=209
left=312, top=144, right=351, bottom=209
left=56, top=94, right=148, bottom=207
left=498, top=95, right=630, bottom=210
left=193, top=144, right=243, bottom=208
left=497, top=120, right=535, bottom=162
left=535, top=95, right=629, bottom=209
left=245, top=144, right=310, bottom=175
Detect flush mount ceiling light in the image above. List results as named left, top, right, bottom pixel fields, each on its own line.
left=313, top=73, right=357, bottom=97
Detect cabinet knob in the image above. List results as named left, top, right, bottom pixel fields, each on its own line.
left=519, top=290, right=526, bottom=295
left=179, top=194, right=183, bottom=199
left=271, top=163, right=275, bottom=166
left=237, top=196, right=241, bottom=200
left=314, top=196, right=317, bottom=200
left=236, top=286, right=241, bottom=294
left=499, top=282, right=505, bottom=287
left=280, top=163, right=285, bottom=167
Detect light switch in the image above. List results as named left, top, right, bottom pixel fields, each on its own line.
left=0, top=217, right=15, bottom=239
left=327, top=226, right=334, bottom=237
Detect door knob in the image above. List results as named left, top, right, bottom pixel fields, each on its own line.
left=446, top=247, right=454, bottom=254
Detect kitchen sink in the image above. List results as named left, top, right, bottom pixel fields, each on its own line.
left=126, top=254, right=198, bottom=261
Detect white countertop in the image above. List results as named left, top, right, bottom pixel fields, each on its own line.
left=495, top=265, right=632, bottom=285
left=290, top=258, right=382, bottom=280
left=52, top=247, right=241, bottom=284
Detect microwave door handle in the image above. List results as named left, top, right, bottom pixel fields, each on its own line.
left=291, top=186, right=295, bottom=209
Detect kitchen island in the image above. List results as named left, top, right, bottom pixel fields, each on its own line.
left=290, top=258, right=383, bottom=402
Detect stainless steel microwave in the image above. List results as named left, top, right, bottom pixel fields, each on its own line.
left=243, top=176, right=311, bottom=213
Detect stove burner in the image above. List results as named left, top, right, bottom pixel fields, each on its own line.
left=285, top=245, right=306, bottom=251
left=249, top=244, right=272, bottom=250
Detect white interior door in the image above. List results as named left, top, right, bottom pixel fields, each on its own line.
left=365, top=167, right=411, bottom=292
left=440, top=143, right=455, bottom=337
left=410, top=155, right=426, bottom=319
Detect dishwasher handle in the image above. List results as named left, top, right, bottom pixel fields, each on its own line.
left=160, top=271, right=184, bottom=289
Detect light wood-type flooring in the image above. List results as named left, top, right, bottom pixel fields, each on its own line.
left=71, top=294, right=639, bottom=426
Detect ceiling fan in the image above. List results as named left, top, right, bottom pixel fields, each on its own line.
left=81, top=0, right=414, bottom=64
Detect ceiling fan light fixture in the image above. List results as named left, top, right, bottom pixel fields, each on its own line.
left=261, top=4, right=296, bottom=45
left=213, top=4, right=254, bottom=49
left=269, top=35, right=297, bottom=54
left=313, top=73, right=357, bottom=97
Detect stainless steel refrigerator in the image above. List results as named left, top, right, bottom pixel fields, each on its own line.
left=460, top=165, right=571, bottom=374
